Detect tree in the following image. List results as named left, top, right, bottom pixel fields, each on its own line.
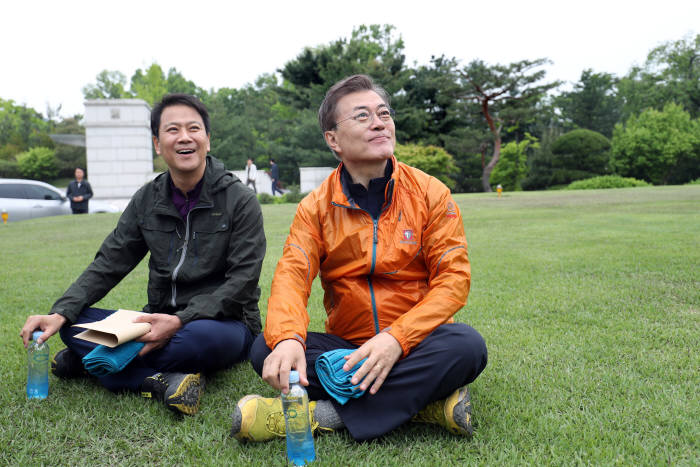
left=0, top=99, right=52, bottom=159
left=610, top=103, right=700, bottom=184
left=618, top=34, right=700, bottom=120
left=549, top=129, right=611, bottom=184
left=490, top=133, right=538, bottom=191
left=51, top=116, right=86, bottom=178
left=84, top=64, right=202, bottom=105
left=394, top=55, right=463, bottom=145
left=554, top=69, right=622, bottom=137
left=130, top=64, right=169, bottom=105
left=16, top=147, right=58, bottom=180
left=82, top=70, right=129, bottom=99
left=279, top=24, right=407, bottom=110
left=459, top=58, right=560, bottom=191
left=394, top=143, right=457, bottom=189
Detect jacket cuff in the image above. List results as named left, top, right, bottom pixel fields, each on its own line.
left=268, top=333, right=306, bottom=351
left=175, top=309, right=195, bottom=324
left=386, top=327, right=411, bottom=358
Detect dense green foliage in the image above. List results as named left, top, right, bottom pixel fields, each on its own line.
left=16, top=147, right=58, bottom=180
left=566, top=175, right=650, bottom=189
left=547, top=129, right=612, bottom=185
left=610, top=103, right=700, bottom=184
left=3, top=28, right=699, bottom=190
left=554, top=69, right=621, bottom=137
left=394, top=142, right=457, bottom=189
left=2, top=187, right=698, bottom=465
left=489, top=133, right=538, bottom=190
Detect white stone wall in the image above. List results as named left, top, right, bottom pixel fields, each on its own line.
left=84, top=99, right=153, bottom=200
left=231, top=169, right=273, bottom=195
left=300, top=167, right=334, bottom=193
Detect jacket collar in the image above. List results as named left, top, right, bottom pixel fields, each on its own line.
left=331, top=155, right=399, bottom=210
left=152, top=155, right=232, bottom=216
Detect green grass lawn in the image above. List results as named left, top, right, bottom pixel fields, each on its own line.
left=1, top=186, right=698, bottom=466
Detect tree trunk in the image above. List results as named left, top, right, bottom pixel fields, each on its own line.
left=481, top=135, right=501, bottom=192
left=478, top=97, right=503, bottom=192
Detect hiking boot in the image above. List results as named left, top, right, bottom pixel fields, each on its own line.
left=140, top=372, right=204, bottom=415
left=230, top=395, right=321, bottom=442
left=413, top=385, right=473, bottom=436
left=51, top=348, right=88, bottom=379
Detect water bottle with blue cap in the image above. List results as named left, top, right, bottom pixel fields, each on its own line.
left=27, top=330, right=49, bottom=399
left=282, top=370, right=315, bottom=465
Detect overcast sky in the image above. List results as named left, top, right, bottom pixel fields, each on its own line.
left=2, top=0, right=698, bottom=118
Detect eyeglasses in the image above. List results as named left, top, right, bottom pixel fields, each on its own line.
left=334, top=107, right=395, bottom=128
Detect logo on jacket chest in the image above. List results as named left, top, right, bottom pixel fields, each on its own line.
left=400, top=229, right=417, bottom=245
left=446, top=201, right=458, bottom=219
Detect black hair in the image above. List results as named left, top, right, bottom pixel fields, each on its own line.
left=150, top=93, right=210, bottom=138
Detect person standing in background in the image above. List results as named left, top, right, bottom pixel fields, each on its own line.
left=66, top=167, right=93, bottom=214
left=270, top=159, right=283, bottom=196
left=245, top=158, right=257, bottom=193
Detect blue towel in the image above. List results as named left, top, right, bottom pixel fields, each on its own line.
left=315, top=348, right=367, bottom=405
left=82, top=341, right=144, bottom=377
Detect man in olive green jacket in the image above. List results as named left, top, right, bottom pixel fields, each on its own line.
left=20, top=94, right=266, bottom=415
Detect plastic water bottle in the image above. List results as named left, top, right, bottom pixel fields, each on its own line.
left=27, top=330, right=49, bottom=399
left=282, top=370, right=315, bottom=466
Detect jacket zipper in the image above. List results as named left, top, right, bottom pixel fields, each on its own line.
left=367, top=219, right=380, bottom=334
left=331, top=201, right=383, bottom=334
left=170, top=206, right=206, bottom=307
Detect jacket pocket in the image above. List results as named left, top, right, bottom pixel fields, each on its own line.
left=141, top=218, right=179, bottom=267
left=191, top=213, right=231, bottom=269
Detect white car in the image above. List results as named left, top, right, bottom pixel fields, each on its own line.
left=0, top=178, right=119, bottom=222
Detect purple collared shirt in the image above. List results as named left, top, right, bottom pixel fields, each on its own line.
left=170, top=176, right=204, bottom=220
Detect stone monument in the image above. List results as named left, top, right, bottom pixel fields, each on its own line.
left=83, top=99, right=153, bottom=202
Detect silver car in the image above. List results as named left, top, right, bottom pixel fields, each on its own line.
left=0, top=179, right=119, bottom=222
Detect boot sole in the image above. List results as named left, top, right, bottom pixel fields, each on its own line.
left=166, top=373, right=202, bottom=415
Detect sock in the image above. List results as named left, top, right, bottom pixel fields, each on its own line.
left=313, top=400, right=344, bottom=430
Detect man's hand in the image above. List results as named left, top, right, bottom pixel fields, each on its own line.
left=73, top=195, right=83, bottom=202
left=262, top=339, right=307, bottom=394
left=19, top=314, right=67, bottom=348
left=343, top=332, right=402, bottom=395
left=134, top=313, right=182, bottom=356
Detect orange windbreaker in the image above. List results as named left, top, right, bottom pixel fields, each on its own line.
left=264, top=157, right=470, bottom=357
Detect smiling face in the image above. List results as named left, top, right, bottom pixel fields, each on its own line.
left=324, top=90, right=396, bottom=167
left=153, top=104, right=210, bottom=181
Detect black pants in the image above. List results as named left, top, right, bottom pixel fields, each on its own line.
left=250, top=322, right=487, bottom=441
left=61, top=307, right=253, bottom=392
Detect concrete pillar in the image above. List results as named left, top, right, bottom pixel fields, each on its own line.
left=83, top=99, right=153, bottom=200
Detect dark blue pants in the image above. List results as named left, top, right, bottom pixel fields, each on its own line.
left=250, top=322, right=487, bottom=441
left=60, top=307, right=253, bottom=392
left=271, top=179, right=283, bottom=196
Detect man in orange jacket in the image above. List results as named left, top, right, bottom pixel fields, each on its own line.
left=231, top=75, right=487, bottom=442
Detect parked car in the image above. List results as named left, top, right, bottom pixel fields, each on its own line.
left=0, top=179, right=119, bottom=222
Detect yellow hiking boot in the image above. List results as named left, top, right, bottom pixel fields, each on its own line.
left=413, top=385, right=473, bottom=436
left=230, top=395, right=321, bottom=442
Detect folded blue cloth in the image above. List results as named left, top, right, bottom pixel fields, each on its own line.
left=315, top=348, right=367, bottom=405
left=82, top=341, right=144, bottom=377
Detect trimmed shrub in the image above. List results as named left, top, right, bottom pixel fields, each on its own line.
left=550, top=129, right=611, bottom=185
left=16, top=147, right=58, bottom=180
left=395, top=143, right=457, bottom=189
left=566, top=175, right=650, bottom=190
left=278, top=184, right=307, bottom=204
left=257, top=193, right=276, bottom=204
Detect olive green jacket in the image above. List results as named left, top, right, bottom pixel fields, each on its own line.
left=50, top=156, right=265, bottom=334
